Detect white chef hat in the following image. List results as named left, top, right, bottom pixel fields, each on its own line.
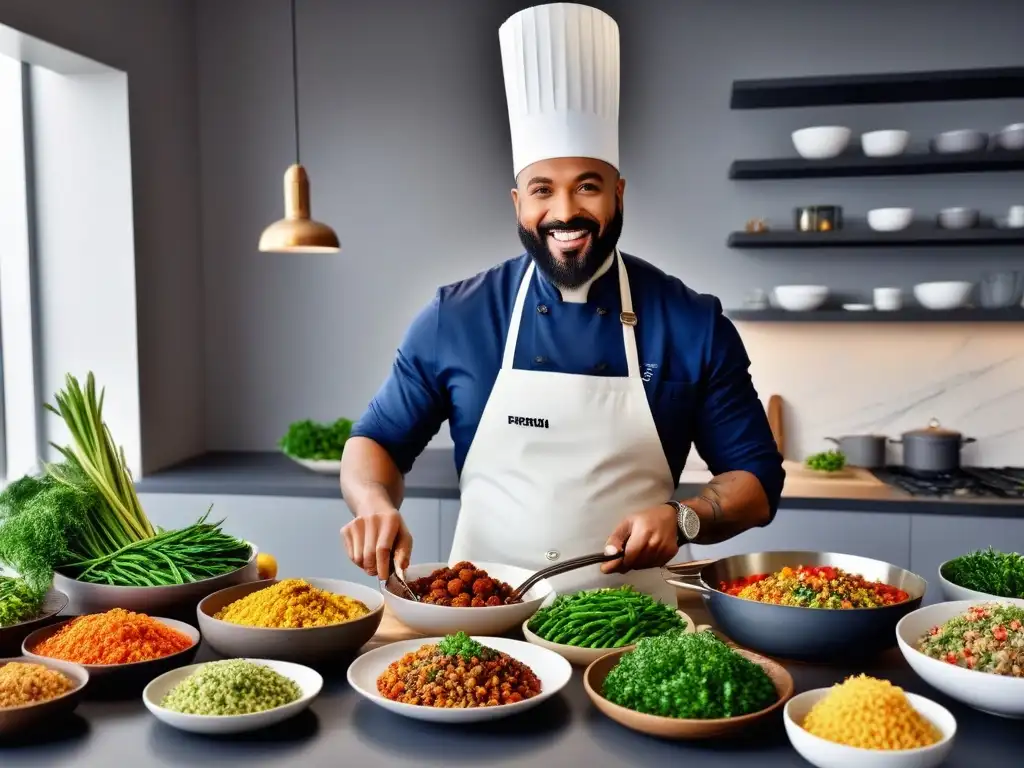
left=499, top=3, right=620, bottom=179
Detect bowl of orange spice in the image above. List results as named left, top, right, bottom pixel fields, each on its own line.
left=22, top=608, right=199, bottom=695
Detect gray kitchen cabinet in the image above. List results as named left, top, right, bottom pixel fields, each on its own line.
left=910, top=514, right=1024, bottom=605
left=687, top=509, right=913, bottom=570
left=138, top=493, right=441, bottom=587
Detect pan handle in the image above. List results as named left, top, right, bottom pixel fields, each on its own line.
left=824, top=436, right=839, bottom=444
left=661, top=558, right=714, bottom=595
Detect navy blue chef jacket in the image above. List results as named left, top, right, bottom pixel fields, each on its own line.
left=351, top=252, right=786, bottom=520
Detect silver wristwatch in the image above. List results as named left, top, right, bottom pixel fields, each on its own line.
left=666, top=500, right=700, bottom=543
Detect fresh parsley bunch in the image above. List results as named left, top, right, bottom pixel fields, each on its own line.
left=805, top=449, right=846, bottom=472
left=942, top=548, right=1024, bottom=599
left=278, top=417, right=353, bottom=460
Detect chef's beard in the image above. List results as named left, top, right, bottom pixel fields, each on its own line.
left=517, top=205, right=623, bottom=290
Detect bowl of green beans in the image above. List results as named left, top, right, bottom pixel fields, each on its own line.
left=522, top=586, right=696, bottom=666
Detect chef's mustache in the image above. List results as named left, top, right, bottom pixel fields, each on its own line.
left=537, top=217, right=600, bottom=237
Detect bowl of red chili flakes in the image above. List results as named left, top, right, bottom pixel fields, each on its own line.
left=381, top=561, right=553, bottom=637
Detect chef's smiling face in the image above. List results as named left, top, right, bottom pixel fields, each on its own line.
left=512, top=157, right=625, bottom=290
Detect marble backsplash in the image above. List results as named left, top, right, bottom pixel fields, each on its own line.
left=727, top=323, right=1024, bottom=469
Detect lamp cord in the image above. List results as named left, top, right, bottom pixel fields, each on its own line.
left=291, top=0, right=300, bottom=165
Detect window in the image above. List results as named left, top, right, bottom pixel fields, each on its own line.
left=0, top=54, right=42, bottom=485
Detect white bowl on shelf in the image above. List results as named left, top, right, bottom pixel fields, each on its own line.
left=896, top=599, right=1024, bottom=719
left=861, top=129, right=910, bottom=157
left=995, top=123, right=1024, bottom=151
left=792, top=126, right=851, bottom=159
left=930, top=129, right=986, bottom=154
left=868, top=208, right=914, bottom=232
left=913, top=281, right=973, bottom=310
left=784, top=687, right=956, bottom=768
left=773, top=285, right=829, bottom=312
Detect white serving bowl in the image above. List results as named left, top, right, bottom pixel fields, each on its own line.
left=773, top=285, right=829, bottom=312
left=381, top=561, right=553, bottom=636
left=861, top=129, right=910, bottom=157
left=285, top=455, right=341, bottom=475
left=913, top=281, right=973, bottom=310
left=936, top=561, right=1024, bottom=605
left=868, top=208, right=914, bottom=232
left=937, top=207, right=979, bottom=230
left=347, top=635, right=571, bottom=723
left=896, top=599, right=1024, bottom=718
left=784, top=687, right=955, bottom=768
left=994, top=123, right=1024, bottom=151
left=792, top=126, right=851, bottom=159
left=931, top=129, right=987, bottom=154
left=143, top=658, right=323, bottom=734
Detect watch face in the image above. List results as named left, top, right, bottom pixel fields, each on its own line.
left=681, top=508, right=700, bottom=541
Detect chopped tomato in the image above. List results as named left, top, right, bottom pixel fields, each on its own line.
left=993, top=625, right=1008, bottom=642
left=946, top=652, right=958, bottom=664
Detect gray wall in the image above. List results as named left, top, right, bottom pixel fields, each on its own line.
left=0, top=0, right=206, bottom=473
left=197, top=0, right=1024, bottom=452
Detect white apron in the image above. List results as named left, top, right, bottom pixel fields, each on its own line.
left=449, top=250, right=684, bottom=605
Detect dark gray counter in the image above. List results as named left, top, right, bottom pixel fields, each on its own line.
left=135, top=450, right=1024, bottom=518
left=0, top=643, right=1014, bottom=767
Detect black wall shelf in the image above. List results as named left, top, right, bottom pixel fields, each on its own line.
left=729, top=308, right=1024, bottom=323
left=730, top=66, right=1024, bottom=109
left=729, top=150, right=1024, bottom=180
left=728, top=228, right=1024, bottom=249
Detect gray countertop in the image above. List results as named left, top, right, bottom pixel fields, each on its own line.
left=135, top=450, right=1024, bottom=518
left=1, top=643, right=1014, bottom=767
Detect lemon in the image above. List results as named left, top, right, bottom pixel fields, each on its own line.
left=257, top=552, right=278, bottom=580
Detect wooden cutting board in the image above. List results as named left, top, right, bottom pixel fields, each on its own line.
left=782, top=459, right=893, bottom=498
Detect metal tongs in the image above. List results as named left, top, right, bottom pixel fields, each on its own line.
left=504, top=549, right=626, bottom=604
left=380, top=550, right=419, bottom=602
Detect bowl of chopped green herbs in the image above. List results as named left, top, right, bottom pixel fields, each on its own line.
left=279, top=418, right=352, bottom=474
left=583, top=630, right=793, bottom=739
left=803, top=449, right=851, bottom=477
left=939, top=548, right=1024, bottom=604
left=0, top=581, right=68, bottom=656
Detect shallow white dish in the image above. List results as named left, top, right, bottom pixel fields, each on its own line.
left=867, top=207, right=914, bottom=232
left=861, top=129, right=909, bottom=157
left=792, top=126, right=851, bottom=159
left=842, top=303, right=872, bottom=311
left=784, top=687, right=955, bottom=768
left=286, top=455, right=342, bottom=474
left=913, top=281, right=972, bottom=310
left=381, top=561, right=553, bottom=636
left=994, top=123, right=1024, bottom=151
left=521, top=608, right=697, bottom=666
left=896, top=599, right=1024, bottom=719
left=937, top=560, right=1024, bottom=604
left=347, top=635, right=571, bottom=723
left=774, top=285, right=829, bottom=312
left=142, top=658, right=323, bottom=734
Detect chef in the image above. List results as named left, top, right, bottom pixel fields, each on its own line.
left=340, top=3, right=784, bottom=603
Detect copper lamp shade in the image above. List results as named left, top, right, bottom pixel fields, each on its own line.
left=258, top=164, right=340, bottom=253
left=258, top=0, right=340, bottom=254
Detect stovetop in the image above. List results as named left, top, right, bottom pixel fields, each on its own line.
left=872, top=466, right=1024, bottom=499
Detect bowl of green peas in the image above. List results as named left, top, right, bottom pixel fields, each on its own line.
left=521, top=586, right=696, bottom=666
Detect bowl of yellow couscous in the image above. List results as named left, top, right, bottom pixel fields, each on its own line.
left=197, top=577, right=384, bottom=664
left=783, top=675, right=955, bottom=768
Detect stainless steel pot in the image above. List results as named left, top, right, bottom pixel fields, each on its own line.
left=824, top=434, right=887, bottom=469
left=664, top=551, right=926, bottom=662
left=889, top=418, right=976, bottom=476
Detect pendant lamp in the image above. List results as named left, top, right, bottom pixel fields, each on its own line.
left=258, top=0, right=340, bottom=253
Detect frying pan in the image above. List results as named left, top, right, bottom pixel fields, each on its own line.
left=663, top=551, right=927, bottom=662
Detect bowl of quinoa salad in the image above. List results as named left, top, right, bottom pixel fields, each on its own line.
left=347, top=633, right=572, bottom=723
left=897, top=600, right=1024, bottom=719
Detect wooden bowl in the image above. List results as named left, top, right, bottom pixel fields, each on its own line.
left=584, top=645, right=794, bottom=739
left=521, top=610, right=697, bottom=666
left=0, top=588, right=68, bottom=657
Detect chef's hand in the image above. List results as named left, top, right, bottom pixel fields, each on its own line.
left=601, top=504, right=679, bottom=574
left=341, top=508, right=413, bottom=580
